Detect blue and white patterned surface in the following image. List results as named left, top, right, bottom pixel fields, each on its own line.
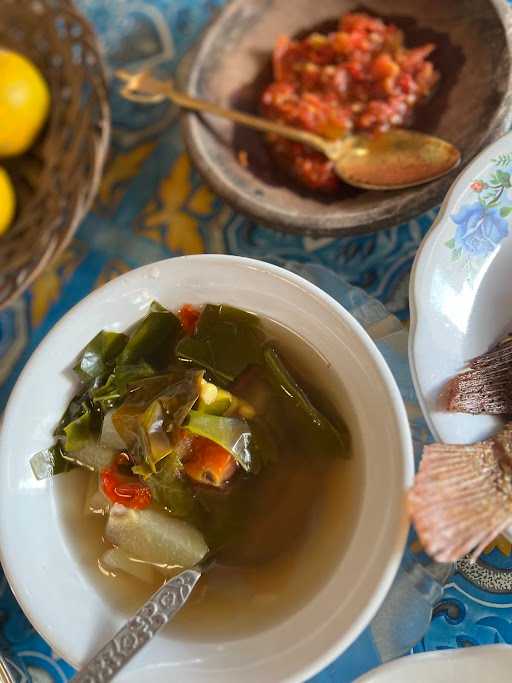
left=1, top=1, right=512, bottom=680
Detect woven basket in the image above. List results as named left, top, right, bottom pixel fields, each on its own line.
left=0, top=0, right=110, bottom=308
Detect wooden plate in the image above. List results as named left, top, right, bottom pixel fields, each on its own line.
left=182, top=0, right=512, bottom=236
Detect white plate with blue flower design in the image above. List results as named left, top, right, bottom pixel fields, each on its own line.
left=355, top=644, right=512, bottom=683
left=409, top=130, right=512, bottom=447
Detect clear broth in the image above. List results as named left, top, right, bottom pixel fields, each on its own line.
left=59, top=317, right=363, bottom=641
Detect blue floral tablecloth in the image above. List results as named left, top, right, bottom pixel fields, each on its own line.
left=1, top=2, right=512, bottom=681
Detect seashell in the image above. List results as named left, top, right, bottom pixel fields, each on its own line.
left=447, top=335, right=512, bottom=414
left=408, top=423, right=512, bottom=562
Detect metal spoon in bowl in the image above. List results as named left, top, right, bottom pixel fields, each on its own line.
left=71, top=477, right=313, bottom=683
left=71, top=564, right=205, bottom=682
left=116, top=69, right=461, bottom=191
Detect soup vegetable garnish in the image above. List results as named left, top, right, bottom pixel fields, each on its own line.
left=31, top=302, right=350, bottom=581
left=260, top=12, right=439, bottom=192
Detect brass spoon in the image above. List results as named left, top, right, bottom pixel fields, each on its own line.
left=116, top=70, right=461, bottom=191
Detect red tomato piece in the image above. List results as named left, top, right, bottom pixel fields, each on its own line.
left=179, top=304, right=201, bottom=336
left=101, top=452, right=152, bottom=509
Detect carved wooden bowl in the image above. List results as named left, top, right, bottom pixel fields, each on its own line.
left=183, top=0, right=512, bottom=236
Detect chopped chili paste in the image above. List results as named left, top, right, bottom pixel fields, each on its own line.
left=260, top=12, right=439, bottom=192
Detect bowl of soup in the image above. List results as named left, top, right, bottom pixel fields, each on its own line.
left=0, top=255, right=413, bottom=682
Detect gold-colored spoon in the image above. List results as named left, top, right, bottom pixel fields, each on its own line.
left=116, top=70, right=460, bottom=191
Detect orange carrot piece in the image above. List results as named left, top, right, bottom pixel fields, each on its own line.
left=184, top=436, right=237, bottom=487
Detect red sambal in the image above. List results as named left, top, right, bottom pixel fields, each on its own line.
left=260, top=12, right=439, bottom=192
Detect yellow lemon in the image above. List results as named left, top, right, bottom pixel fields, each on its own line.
left=0, top=49, right=50, bottom=157
left=0, top=167, right=16, bottom=234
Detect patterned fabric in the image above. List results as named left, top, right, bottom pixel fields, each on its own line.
left=1, top=1, right=512, bottom=680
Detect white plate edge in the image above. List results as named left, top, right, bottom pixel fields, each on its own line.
left=408, top=129, right=512, bottom=443
left=354, top=643, right=512, bottom=682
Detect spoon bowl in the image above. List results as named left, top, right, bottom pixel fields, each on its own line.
left=334, top=130, right=461, bottom=190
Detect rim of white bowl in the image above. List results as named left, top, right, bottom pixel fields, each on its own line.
left=0, top=255, right=413, bottom=681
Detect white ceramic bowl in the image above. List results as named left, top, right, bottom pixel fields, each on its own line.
left=0, top=255, right=413, bottom=682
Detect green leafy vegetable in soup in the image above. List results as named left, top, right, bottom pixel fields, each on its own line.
left=30, top=302, right=351, bottom=584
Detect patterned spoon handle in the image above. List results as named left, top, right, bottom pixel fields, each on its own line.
left=0, top=655, right=17, bottom=683
left=72, top=568, right=202, bottom=683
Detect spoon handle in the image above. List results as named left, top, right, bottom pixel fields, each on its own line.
left=117, top=70, right=330, bottom=155
left=0, top=656, right=17, bottom=683
left=72, top=568, right=201, bottom=683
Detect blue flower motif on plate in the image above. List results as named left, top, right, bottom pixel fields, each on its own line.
left=445, top=159, right=512, bottom=267
left=451, top=202, right=508, bottom=257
